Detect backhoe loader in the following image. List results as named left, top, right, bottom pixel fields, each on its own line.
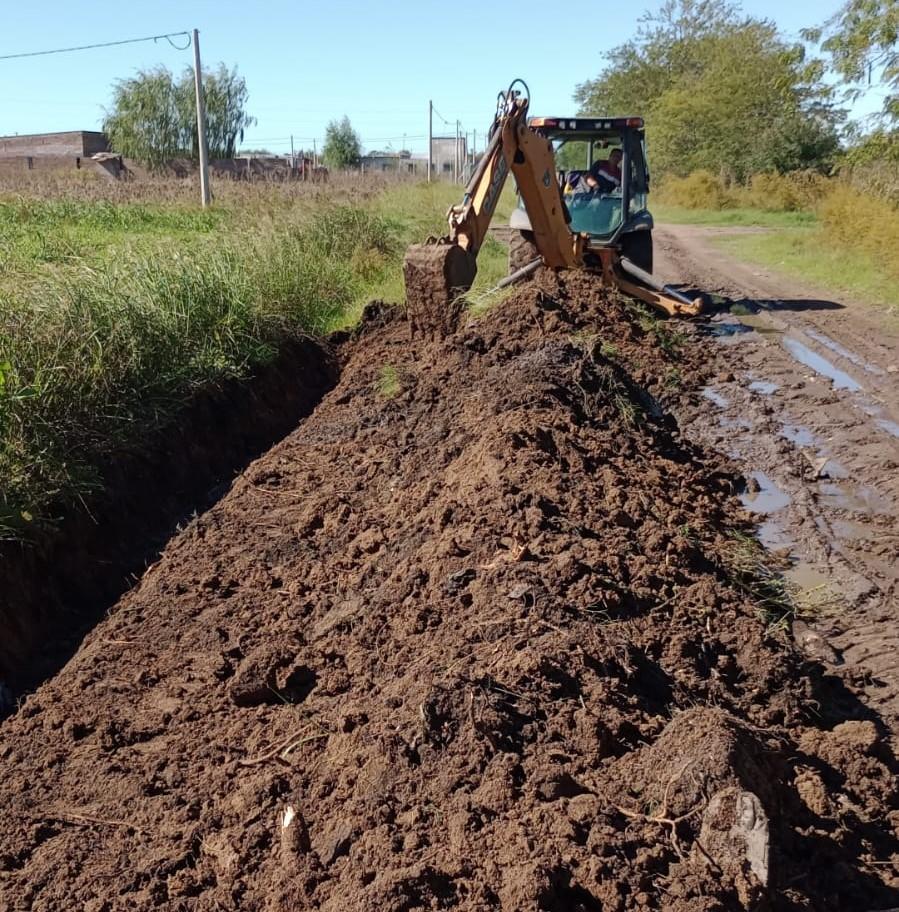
left=403, top=80, right=702, bottom=336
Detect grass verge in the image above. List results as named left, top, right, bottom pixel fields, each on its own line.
left=652, top=204, right=815, bottom=228
left=709, top=228, right=899, bottom=315
left=2, top=178, right=517, bottom=540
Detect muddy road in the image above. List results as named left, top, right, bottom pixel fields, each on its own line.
left=656, top=222, right=899, bottom=724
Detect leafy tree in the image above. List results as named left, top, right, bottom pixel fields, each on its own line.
left=103, top=64, right=255, bottom=169
left=181, top=64, right=255, bottom=160
left=805, top=0, right=899, bottom=123
left=103, top=67, right=182, bottom=170
left=322, top=116, right=362, bottom=169
left=575, top=0, right=842, bottom=180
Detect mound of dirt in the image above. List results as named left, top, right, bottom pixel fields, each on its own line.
left=1, top=272, right=897, bottom=911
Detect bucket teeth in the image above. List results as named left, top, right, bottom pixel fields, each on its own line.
left=403, top=242, right=477, bottom=338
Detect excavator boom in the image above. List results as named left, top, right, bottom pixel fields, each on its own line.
left=403, top=80, right=702, bottom=336
left=403, top=83, right=582, bottom=335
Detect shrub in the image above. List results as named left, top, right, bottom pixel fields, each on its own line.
left=818, top=183, right=899, bottom=281
left=741, top=171, right=832, bottom=212
left=655, top=170, right=736, bottom=210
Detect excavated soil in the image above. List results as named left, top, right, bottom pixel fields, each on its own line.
left=1, top=272, right=898, bottom=911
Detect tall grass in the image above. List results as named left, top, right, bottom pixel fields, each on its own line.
left=655, top=169, right=830, bottom=212
left=0, top=178, right=447, bottom=539
left=656, top=167, right=899, bottom=295
left=818, top=184, right=899, bottom=282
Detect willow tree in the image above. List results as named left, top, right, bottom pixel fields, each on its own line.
left=103, top=64, right=255, bottom=168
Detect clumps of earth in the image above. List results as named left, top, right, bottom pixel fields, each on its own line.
left=1, top=271, right=897, bottom=911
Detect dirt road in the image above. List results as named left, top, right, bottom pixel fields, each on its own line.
left=655, top=222, right=899, bottom=724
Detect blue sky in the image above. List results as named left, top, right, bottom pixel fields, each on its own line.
left=0, top=0, right=886, bottom=156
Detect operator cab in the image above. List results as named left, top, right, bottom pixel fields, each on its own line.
left=509, top=116, right=654, bottom=272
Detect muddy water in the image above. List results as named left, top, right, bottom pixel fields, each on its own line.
left=655, top=221, right=899, bottom=722
left=701, top=386, right=730, bottom=408
left=739, top=470, right=792, bottom=514
left=748, top=379, right=779, bottom=395
left=818, top=481, right=893, bottom=515
left=782, top=337, right=864, bottom=392
left=780, top=423, right=815, bottom=447
left=805, top=328, right=886, bottom=376
left=876, top=418, right=899, bottom=439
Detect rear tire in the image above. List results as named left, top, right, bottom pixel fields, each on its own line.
left=509, top=230, right=540, bottom=277
left=620, top=231, right=653, bottom=274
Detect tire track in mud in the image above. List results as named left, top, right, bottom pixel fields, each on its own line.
left=655, top=223, right=899, bottom=723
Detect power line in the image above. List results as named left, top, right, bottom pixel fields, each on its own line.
left=0, top=30, right=191, bottom=61
left=431, top=104, right=454, bottom=126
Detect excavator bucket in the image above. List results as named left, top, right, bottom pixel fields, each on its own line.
left=403, top=241, right=477, bottom=338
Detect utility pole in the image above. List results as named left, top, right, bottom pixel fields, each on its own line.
left=192, top=28, right=211, bottom=207
left=313, top=138, right=317, bottom=168
left=290, top=134, right=295, bottom=170
left=473, top=128, right=477, bottom=162
left=455, top=119, right=460, bottom=184
left=427, top=101, right=433, bottom=183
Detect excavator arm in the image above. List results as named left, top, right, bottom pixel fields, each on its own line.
left=403, top=80, right=703, bottom=336
left=403, top=82, right=582, bottom=335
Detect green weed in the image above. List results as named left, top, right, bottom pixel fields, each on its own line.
left=721, top=531, right=795, bottom=631
left=377, top=364, right=402, bottom=398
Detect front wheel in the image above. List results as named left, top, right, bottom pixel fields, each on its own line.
left=509, top=230, right=540, bottom=277
left=620, top=231, right=653, bottom=274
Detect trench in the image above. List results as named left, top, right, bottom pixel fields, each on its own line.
left=0, top=336, right=339, bottom=713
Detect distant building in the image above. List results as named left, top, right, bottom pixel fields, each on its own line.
left=430, top=136, right=468, bottom=179
left=0, top=130, right=118, bottom=178
left=0, top=130, right=109, bottom=158
left=361, top=150, right=416, bottom=174
left=360, top=138, right=472, bottom=180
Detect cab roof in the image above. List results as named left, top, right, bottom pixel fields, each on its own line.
left=528, top=116, right=644, bottom=131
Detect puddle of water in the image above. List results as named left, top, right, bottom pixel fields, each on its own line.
left=805, top=329, right=885, bottom=376
left=875, top=418, right=899, bottom=439
left=749, top=379, right=779, bottom=395
left=702, top=387, right=730, bottom=408
left=782, top=338, right=863, bottom=392
left=780, top=424, right=816, bottom=447
left=784, top=564, right=832, bottom=592
left=720, top=416, right=753, bottom=430
left=757, top=518, right=795, bottom=551
left=819, top=481, right=892, bottom=515
left=832, top=519, right=873, bottom=541
left=817, top=455, right=849, bottom=479
left=740, top=470, right=792, bottom=514
left=733, top=312, right=783, bottom=334
left=708, top=320, right=754, bottom=339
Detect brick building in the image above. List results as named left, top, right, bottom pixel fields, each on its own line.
left=0, top=131, right=109, bottom=158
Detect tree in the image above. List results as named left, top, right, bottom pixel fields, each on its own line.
left=806, top=0, right=899, bottom=123
left=322, top=116, right=362, bottom=169
left=103, top=64, right=255, bottom=169
left=575, top=0, right=842, bottom=180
